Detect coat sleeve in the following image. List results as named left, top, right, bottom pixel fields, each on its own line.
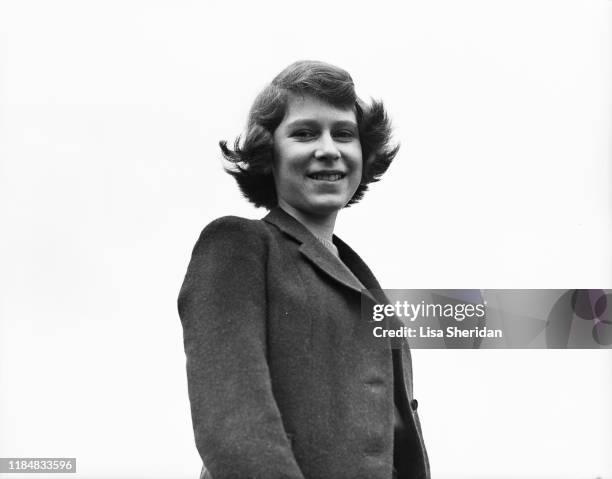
left=177, top=217, right=305, bottom=479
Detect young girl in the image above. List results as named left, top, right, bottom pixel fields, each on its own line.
left=178, top=60, right=429, bottom=479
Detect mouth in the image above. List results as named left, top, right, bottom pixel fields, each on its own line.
left=307, top=171, right=346, bottom=182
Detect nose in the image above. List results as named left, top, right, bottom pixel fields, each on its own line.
left=313, top=132, right=340, bottom=161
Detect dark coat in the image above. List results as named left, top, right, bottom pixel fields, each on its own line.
left=178, top=207, right=429, bottom=479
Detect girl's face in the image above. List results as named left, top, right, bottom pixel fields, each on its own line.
left=272, top=94, right=363, bottom=219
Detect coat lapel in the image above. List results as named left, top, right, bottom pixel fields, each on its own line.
left=263, top=207, right=379, bottom=304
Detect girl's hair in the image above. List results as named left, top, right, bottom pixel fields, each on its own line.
left=220, top=60, right=399, bottom=209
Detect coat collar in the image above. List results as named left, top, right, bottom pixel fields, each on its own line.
left=263, top=207, right=381, bottom=304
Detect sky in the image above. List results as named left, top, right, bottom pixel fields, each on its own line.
left=1, top=1, right=611, bottom=478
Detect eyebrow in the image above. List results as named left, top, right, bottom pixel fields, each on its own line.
left=285, top=119, right=358, bottom=129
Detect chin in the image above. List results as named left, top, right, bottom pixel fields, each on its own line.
left=303, top=198, right=347, bottom=216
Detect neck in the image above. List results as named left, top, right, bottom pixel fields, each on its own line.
left=277, top=201, right=337, bottom=242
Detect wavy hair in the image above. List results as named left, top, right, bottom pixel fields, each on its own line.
left=219, top=60, right=399, bottom=209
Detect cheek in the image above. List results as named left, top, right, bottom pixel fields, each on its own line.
left=351, top=157, right=364, bottom=190
left=349, top=146, right=363, bottom=176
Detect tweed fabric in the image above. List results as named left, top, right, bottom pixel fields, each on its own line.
left=178, top=207, right=429, bottom=478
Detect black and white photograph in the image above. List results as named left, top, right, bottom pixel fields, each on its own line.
left=1, top=1, right=611, bottom=478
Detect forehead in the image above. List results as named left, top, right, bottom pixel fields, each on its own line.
left=281, top=93, right=357, bottom=125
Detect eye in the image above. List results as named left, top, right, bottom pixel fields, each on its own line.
left=334, top=129, right=357, bottom=141
left=291, top=129, right=317, bottom=140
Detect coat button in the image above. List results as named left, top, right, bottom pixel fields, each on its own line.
left=410, top=399, right=418, bottom=411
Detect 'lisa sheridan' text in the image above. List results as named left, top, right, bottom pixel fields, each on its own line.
left=373, top=326, right=502, bottom=339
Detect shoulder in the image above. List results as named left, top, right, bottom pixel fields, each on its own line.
left=200, top=215, right=265, bottom=238
left=191, top=215, right=269, bottom=256
left=178, top=216, right=271, bottom=319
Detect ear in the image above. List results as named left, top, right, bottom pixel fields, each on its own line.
left=262, top=163, right=274, bottom=175
left=364, top=152, right=376, bottom=172
left=265, top=133, right=278, bottom=176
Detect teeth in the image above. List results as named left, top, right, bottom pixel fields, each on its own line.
left=310, top=173, right=343, bottom=181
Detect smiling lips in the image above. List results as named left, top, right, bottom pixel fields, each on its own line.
left=307, top=171, right=346, bottom=182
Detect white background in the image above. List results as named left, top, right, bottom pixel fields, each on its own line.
left=1, top=1, right=611, bottom=478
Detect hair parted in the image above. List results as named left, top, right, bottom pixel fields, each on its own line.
left=219, top=60, right=399, bottom=209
